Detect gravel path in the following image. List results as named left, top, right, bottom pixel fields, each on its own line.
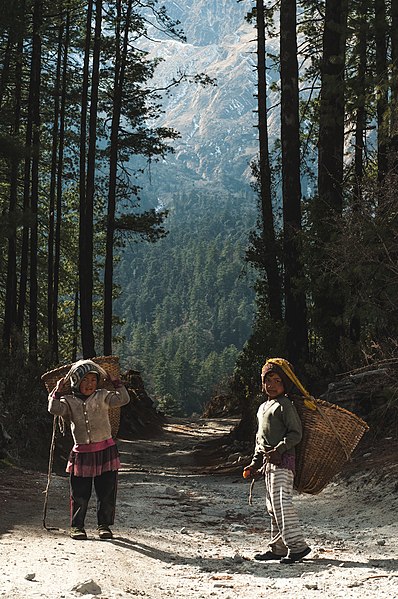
left=0, top=418, right=397, bottom=599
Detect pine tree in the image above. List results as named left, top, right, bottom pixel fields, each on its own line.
left=311, top=0, right=348, bottom=367
left=280, top=0, right=308, bottom=366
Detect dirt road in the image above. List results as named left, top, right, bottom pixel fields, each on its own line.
left=0, top=417, right=397, bottom=598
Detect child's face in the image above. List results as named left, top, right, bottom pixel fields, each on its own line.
left=79, top=373, right=98, bottom=396
left=262, top=372, right=285, bottom=399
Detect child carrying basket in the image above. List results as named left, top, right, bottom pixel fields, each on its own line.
left=43, top=357, right=130, bottom=540
left=243, top=357, right=368, bottom=564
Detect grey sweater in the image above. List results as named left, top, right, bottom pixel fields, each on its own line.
left=250, top=394, right=302, bottom=468
left=48, top=386, right=130, bottom=445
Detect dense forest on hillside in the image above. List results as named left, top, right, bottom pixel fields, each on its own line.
left=234, top=0, right=398, bottom=403
left=0, top=0, right=190, bottom=459
left=1, top=0, right=398, bottom=461
left=115, top=192, right=256, bottom=414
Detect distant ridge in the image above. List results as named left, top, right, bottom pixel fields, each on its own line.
left=135, top=0, right=279, bottom=197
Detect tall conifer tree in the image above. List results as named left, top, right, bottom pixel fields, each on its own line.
left=280, top=0, right=308, bottom=365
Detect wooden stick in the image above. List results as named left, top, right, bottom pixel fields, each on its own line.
left=42, top=415, right=57, bottom=529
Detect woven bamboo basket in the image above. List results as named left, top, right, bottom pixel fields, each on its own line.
left=41, top=356, right=121, bottom=438
left=292, top=395, right=369, bottom=494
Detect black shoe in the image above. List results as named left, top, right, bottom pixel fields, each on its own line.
left=70, top=527, right=87, bottom=540
left=280, top=546, right=311, bottom=564
left=97, top=525, right=113, bottom=540
left=254, top=551, right=286, bottom=561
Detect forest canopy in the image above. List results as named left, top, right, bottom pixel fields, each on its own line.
left=236, top=0, right=398, bottom=397
left=1, top=0, right=398, bottom=458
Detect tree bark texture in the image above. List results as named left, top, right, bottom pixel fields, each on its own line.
left=255, top=0, right=282, bottom=323
left=17, top=0, right=33, bottom=331
left=374, top=0, right=388, bottom=183
left=53, top=10, right=70, bottom=364
left=313, top=0, right=348, bottom=363
left=389, top=0, right=398, bottom=160
left=28, top=0, right=43, bottom=362
left=353, top=10, right=368, bottom=211
left=79, top=0, right=99, bottom=358
left=104, top=0, right=133, bottom=355
left=3, top=8, right=24, bottom=350
left=47, top=22, right=63, bottom=351
left=317, top=0, right=348, bottom=222
left=280, top=0, right=308, bottom=365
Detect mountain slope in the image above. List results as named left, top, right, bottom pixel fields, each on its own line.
left=115, top=192, right=257, bottom=413
left=138, top=0, right=279, bottom=193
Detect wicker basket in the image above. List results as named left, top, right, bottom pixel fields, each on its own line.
left=42, top=356, right=121, bottom=438
left=292, top=396, right=369, bottom=494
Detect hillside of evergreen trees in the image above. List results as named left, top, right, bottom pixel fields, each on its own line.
left=114, top=191, right=257, bottom=414
left=1, top=0, right=398, bottom=464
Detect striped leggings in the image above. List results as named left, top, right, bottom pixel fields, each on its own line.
left=264, top=464, right=309, bottom=556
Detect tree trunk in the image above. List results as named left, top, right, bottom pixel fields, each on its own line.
left=53, top=10, right=70, bottom=364
left=28, top=0, right=43, bottom=363
left=17, top=0, right=33, bottom=332
left=0, top=1, right=21, bottom=109
left=0, top=33, right=13, bottom=110
left=72, top=288, right=79, bottom=362
left=313, top=0, right=348, bottom=364
left=389, top=0, right=398, bottom=159
left=280, top=0, right=308, bottom=365
left=3, top=19, right=23, bottom=350
left=47, top=21, right=63, bottom=353
left=318, top=0, right=348, bottom=218
left=79, top=0, right=98, bottom=358
left=352, top=13, right=367, bottom=212
left=349, top=7, right=368, bottom=345
left=0, top=2, right=25, bottom=350
left=374, top=0, right=388, bottom=183
left=104, top=0, right=132, bottom=354
left=103, top=0, right=122, bottom=355
left=255, top=0, right=282, bottom=323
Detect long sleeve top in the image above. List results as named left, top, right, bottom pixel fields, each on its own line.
left=48, top=385, right=130, bottom=445
left=250, top=394, right=302, bottom=469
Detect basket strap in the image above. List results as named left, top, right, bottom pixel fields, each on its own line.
left=268, top=359, right=353, bottom=461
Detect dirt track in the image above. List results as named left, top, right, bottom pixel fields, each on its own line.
left=0, top=417, right=397, bottom=599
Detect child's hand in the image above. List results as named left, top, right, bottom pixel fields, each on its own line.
left=243, top=466, right=255, bottom=479
left=106, top=370, right=119, bottom=383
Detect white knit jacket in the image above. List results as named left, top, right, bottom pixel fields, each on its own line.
left=48, top=386, right=130, bottom=444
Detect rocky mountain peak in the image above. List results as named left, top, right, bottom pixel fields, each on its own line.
left=140, top=0, right=273, bottom=195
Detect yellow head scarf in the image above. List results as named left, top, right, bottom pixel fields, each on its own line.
left=262, top=358, right=316, bottom=409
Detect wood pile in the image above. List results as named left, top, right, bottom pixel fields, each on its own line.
left=320, top=360, right=398, bottom=420
left=202, top=394, right=241, bottom=418
left=118, top=369, right=165, bottom=438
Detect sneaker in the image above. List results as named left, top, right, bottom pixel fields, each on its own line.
left=70, top=527, right=87, bottom=540
left=97, top=525, right=113, bottom=540
left=280, top=546, right=311, bottom=564
left=254, top=551, right=286, bottom=561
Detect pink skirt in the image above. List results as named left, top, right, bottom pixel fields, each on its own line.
left=66, top=444, right=120, bottom=477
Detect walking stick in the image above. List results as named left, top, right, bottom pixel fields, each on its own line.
left=42, top=415, right=58, bottom=529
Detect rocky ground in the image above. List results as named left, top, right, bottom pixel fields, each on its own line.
left=0, top=417, right=397, bottom=599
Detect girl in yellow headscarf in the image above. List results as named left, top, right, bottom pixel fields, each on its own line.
left=243, top=358, right=311, bottom=564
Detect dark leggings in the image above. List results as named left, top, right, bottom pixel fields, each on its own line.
left=70, top=470, right=118, bottom=529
